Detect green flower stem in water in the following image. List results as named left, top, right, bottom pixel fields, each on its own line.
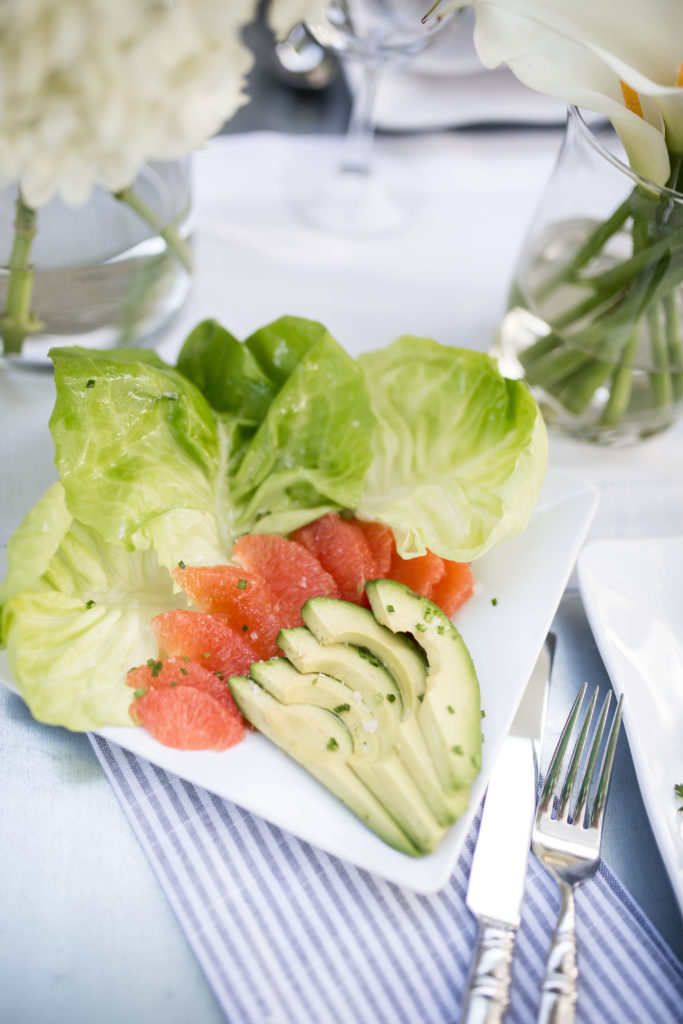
left=113, top=186, right=192, bottom=273
left=600, top=327, right=639, bottom=426
left=664, top=292, right=683, bottom=400
left=647, top=304, right=673, bottom=408
left=521, top=156, right=683, bottom=430
left=1, top=194, right=43, bottom=356
left=535, top=195, right=632, bottom=302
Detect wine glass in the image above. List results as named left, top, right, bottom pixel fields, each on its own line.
left=289, top=0, right=461, bottom=235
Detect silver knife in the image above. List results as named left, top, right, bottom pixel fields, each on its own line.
left=460, top=637, right=555, bottom=1024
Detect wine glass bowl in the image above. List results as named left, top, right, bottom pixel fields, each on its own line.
left=289, top=1, right=461, bottom=234
left=306, top=0, right=456, bottom=63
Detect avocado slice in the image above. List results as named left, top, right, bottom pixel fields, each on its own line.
left=245, top=653, right=447, bottom=853
left=250, top=657, right=385, bottom=759
left=366, top=578, right=482, bottom=792
left=229, top=584, right=480, bottom=855
left=278, top=624, right=463, bottom=827
left=229, top=674, right=420, bottom=856
left=301, top=597, right=427, bottom=715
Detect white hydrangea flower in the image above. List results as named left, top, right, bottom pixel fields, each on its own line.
left=267, top=0, right=329, bottom=40
left=0, top=0, right=260, bottom=207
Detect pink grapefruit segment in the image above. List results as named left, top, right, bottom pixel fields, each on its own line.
left=174, top=564, right=281, bottom=659
left=126, top=655, right=240, bottom=711
left=430, top=560, right=474, bottom=616
left=232, top=533, right=340, bottom=626
left=388, top=547, right=446, bottom=597
left=151, top=610, right=259, bottom=677
left=353, top=519, right=394, bottom=577
left=130, top=685, right=245, bottom=751
left=291, top=513, right=379, bottom=605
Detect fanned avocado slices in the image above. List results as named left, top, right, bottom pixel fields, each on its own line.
left=229, top=580, right=481, bottom=855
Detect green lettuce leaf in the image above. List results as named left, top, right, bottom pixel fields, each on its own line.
left=0, top=482, right=72, bottom=630
left=176, top=315, right=376, bottom=539
left=50, top=346, right=223, bottom=555
left=1, top=515, right=182, bottom=729
left=356, top=337, right=547, bottom=561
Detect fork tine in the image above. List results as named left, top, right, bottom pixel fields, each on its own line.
left=573, top=690, right=612, bottom=824
left=589, top=693, right=624, bottom=830
left=557, top=686, right=599, bottom=820
left=538, top=681, right=588, bottom=814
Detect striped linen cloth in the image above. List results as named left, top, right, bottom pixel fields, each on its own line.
left=90, top=736, right=683, bottom=1024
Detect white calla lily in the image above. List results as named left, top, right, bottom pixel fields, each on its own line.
left=441, top=0, right=683, bottom=185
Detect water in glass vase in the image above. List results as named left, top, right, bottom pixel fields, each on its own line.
left=0, top=159, right=192, bottom=370
left=493, top=218, right=683, bottom=446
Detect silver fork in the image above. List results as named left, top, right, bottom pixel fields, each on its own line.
left=532, top=683, right=624, bottom=1024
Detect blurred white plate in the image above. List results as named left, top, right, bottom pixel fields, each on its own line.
left=578, top=537, right=683, bottom=917
left=1, top=469, right=597, bottom=892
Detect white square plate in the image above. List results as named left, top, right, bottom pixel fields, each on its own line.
left=1, top=468, right=597, bottom=892
left=578, top=537, right=683, bottom=917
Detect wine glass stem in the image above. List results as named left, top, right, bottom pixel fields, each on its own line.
left=341, top=60, right=383, bottom=176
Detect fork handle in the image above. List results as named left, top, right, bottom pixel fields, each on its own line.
left=459, top=921, right=516, bottom=1024
left=538, top=880, right=578, bottom=1024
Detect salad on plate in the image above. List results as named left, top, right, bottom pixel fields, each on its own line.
left=0, top=315, right=548, bottom=856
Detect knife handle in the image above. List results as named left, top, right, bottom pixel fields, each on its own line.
left=537, top=880, right=578, bottom=1024
left=460, top=921, right=516, bottom=1024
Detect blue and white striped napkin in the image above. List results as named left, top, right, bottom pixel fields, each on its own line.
left=90, top=736, right=683, bottom=1024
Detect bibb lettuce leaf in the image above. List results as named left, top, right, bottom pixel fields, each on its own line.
left=356, top=337, right=547, bottom=561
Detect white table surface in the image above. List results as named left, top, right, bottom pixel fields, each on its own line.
left=1, top=130, right=682, bottom=1022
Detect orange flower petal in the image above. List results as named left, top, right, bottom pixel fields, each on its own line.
left=620, top=80, right=644, bottom=118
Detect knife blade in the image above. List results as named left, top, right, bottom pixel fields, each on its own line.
left=459, top=636, right=555, bottom=1024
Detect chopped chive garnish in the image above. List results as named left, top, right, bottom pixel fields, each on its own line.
left=85, top=599, right=95, bottom=609
left=86, top=379, right=95, bottom=388
left=675, top=783, right=683, bottom=813
left=415, top=622, right=427, bottom=632
left=201, top=652, right=210, bottom=658
left=386, top=604, right=395, bottom=613
left=146, top=658, right=163, bottom=677
left=386, top=693, right=396, bottom=703
left=133, top=687, right=147, bottom=699
left=437, top=625, right=445, bottom=635
left=326, top=737, right=339, bottom=751
left=451, top=745, right=463, bottom=755
left=447, top=705, right=455, bottom=714
left=481, top=709, right=486, bottom=719
left=237, top=579, right=247, bottom=590
left=242, top=624, right=248, bottom=632
left=180, top=667, right=189, bottom=675
left=491, top=597, right=498, bottom=607
left=418, top=693, right=424, bottom=703
left=170, top=681, right=178, bottom=687
left=358, top=648, right=381, bottom=666
left=177, top=560, right=185, bottom=569
left=181, top=655, right=191, bottom=662
left=333, top=703, right=350, bottom=714
left=373, top=693, right=383, bottom=703
left=214, top=671, right=224, bottom=680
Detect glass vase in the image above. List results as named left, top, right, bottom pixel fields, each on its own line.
left=493, top=106, right=683, bottom=445
left=0, top=158, right=192, bottom=370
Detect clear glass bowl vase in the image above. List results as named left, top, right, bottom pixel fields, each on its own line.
left=493, top=106, right=683, bottom=445
left=0, top=158, right=192, bottom=371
